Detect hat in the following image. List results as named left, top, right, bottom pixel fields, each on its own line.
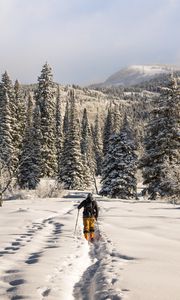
left=87, top=193, right=93, bottom=201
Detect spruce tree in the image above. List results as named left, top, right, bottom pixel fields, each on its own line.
left=59, top=99, right=69, bottom=184
left=80, top=108, right=94, bottom=185
left=1, top=72, right=19, bottom=169
left=59, top=90, right=87, bottom=189
left=100, top=117, right=138, bottom=198
left=31, top=105, right=42, bottom=186
left=113, top=104, right=122, bottom=133
left=14, top=80, right=26, bottom=161
left=18, top=94, right=35, bottom=188
left=140, top=76, right=180, bottom=200
left=63, top=100, right=69, bottom=136
left=35, top=63, right=57, bottom=177
left=18, top=96, right=42, bottom=189
left=55, top=86, right=63, bottom=175
left=0, top=73, right=14, bottom=167
left=92, top=111, right=103, bottom=175
left=103, top=107, right=113, bottom=156
left=81, top=108, right=91, bottom=156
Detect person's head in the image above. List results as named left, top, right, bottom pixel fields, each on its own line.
left=86, top=193, right=93, bottom=202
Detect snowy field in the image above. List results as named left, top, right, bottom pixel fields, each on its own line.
left=0, top=193, right=180, bottom=300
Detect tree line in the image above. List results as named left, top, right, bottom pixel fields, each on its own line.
left=0, top=63, right=179, bottom=205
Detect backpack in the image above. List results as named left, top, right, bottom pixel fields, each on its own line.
left=83, top=200, right=96, bottom=217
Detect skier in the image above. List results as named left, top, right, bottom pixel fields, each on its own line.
left=78, top=193, right=99, bottom=241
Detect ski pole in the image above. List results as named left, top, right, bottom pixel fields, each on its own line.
left=74, top=209, right=80, bottom=236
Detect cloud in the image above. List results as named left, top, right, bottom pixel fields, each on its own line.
left=0, top=0, right=179, bottom=84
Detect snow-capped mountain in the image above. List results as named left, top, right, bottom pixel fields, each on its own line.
left=92, top=64, right=180, bottom=87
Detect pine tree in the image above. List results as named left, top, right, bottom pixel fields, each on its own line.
left=63, top=100, right=69, bottom=136
left=0, top=73, right=14, bottom=167
left=55, top=86, right=63, bottom=175
left=92, top=111, right=103, bottom=175
left=113, top=104, right=122, bottom=133
left=81, top=108, right=91, bottom=156
left=18, top=96, right=42, bottom=189
left=18, top=94, right=35, bottom=188
left=59, top=99, right=70, bottom=184
left=35, top=63, right=57, bottom=177
left=103, top=107, right=113, bottom=156
left=31, top=104, right=42, bottom=185
left=14, top=80, right=26, bottom=160
left=1, top=72, right=19, bottom=169
left=100, top=117, right=138, bottom=198
left=59, top=90, right=87, bottom=189
left=139, top=76, right=180, bottom=200
left=80, top=108, right=94, bottom=185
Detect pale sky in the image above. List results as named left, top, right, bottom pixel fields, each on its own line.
left=0, top=0, right=180, bottom=85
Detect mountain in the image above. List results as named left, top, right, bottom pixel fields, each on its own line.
left=91, top=64, right=180, bottom=88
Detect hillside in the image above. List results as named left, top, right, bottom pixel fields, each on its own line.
left=23, top=83, right=155, bottom=126
left=90, top=64, right=180, bottom=88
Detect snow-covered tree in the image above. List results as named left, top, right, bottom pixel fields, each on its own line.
left=100, top=117, right=138, bottom=198
left=35, top=63, right=57, bottom=177
left=80, top=108, right=94, bottom=185
left=59, top=90, right=88, bottom=189
left=113, top=104, right=122, bottom=133
left=14, top=80, right=26, bottom=159
left=1, top=72, right=20, bottom=169
left=63, top=100, right=69, bottom=136
left=92, top=111, right=103, bottom=175
left=31, top=105, right=43, bottom=185
left=103, top=107, right=113, bottom=156
left=0, top=74, right=14, bottom=167
left=18, top=96, right=42, bottom=189
left=139, top=76, right=180, bottom=200
left=18, top=94, right=34, bottom=188
left=0, top=159, right=15, bottom=207
left=55, top=86, right=63, bottom=175
left=81, top=108, right=91, bottom=155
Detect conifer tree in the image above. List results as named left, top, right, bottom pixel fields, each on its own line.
left=18, top=94, right=35, bottom=188
left=59, top=99, right=69, bottom=184
left=100, top=117, right=138, bottom=198
left=81, top=108, right=91, bottom=156
left=59, top=90, right=87, bottom=189
left=80, top=108, right=94, bottom=185
left=1, top=72, right=19, bottom=169
left=92, top=111, right=103, bottom=175
left=55, top=86, right=63, bottom=175
left=139, top=76, right=180, bottom=200
left=113, top=104, right=122, bottom=133
left=18, top=96, right=42, bottom=189
left=31, top=105, right=42, bottom=185
left=63, top=100, right=69, bottom=136
left=14, top=80, right=26, bottom=160
left=35, top=63, right=57, bottom=177
left=103, top=107, right=113, bottom=156
left=0, top=72, right=14, bottom=168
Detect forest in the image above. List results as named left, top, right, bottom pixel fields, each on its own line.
left=0, top=63, right=179, bottom=206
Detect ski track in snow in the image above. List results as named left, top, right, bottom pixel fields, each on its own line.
left=73, top=223, right=134, bottom=300
left=0, top=197, right=135, bottom=300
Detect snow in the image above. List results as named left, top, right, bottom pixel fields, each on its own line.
left=129, top=65, right=171, bottom=76
left=0, top=193, right=180, bottom=300
left=101, top=64, right=180, bottom=87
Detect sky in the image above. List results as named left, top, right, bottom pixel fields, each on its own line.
left=0, top=0, right=180, bottom=85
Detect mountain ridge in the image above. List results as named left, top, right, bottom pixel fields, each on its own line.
left=90, top=64, right=180, bottom=88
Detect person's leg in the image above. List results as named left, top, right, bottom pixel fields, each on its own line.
left=89, top=217, right=95, bottom=240
left=83, top=218, right=90, bottom=240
